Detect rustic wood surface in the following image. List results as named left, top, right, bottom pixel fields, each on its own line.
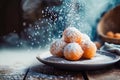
left=86, top=65, right=120, bottom=80
left=0, top=65, right=27, bottom=80
left=0, top=49, right=120, bottom=80
left=0, top=63, right=120, bottom=80
left=25, top=64, right=84, bottom=80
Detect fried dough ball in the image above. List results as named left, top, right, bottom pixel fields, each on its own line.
left=106, top=31, right=114, bottom=38
left=79, top=33, right=91, bottom=46
left=64, top=43, right=84, bottom=61
left=50, top=39, right=67, bottom=57
left=63, top=27, right=82, bottom=43
left=80, top=41, right=97, bottom=59
left=114, top=33, right=120, bottom=39
left=81, top=33, right=91, bottom=43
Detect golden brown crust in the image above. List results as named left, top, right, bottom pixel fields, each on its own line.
left=114, top=33, right=120, bottom=39
left=63, top=27, right=82, bottom=43
left=106, top=31, right=114, bottom=38
left=80, top=41, right=97, bottom=59
left=64, top=43, right=83, bottom=61
left=50, top=39, right=67, bottom=57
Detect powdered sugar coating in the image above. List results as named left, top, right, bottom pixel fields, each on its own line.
left=50, top=39, right=67, bottom=57
left=81, top=40, right=92, bottom=49
left=81, top=40, right=96, bottom=49
left=63, top=27, right=82, bottom=43
left=64, top=43, right=84, bottom=60
left=80, top=41, right=97, bottom=59
left=81, top=33, right=91, bottom=42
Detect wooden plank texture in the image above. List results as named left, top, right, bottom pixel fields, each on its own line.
left=25, top=64, right=84, bottom=80
left=0, top=65, right=28, bottom=80
left=86, top=67, right=120, bottom=80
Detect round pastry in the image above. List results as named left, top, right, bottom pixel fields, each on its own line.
left=106, top=31, right=114, bottom=38
left=79, top=33, right=91, bottom=46
left=80, top=41, right=97, bottom=59
left=50, top=39, right=67, bottom=57
left=63, top=27, right=82, bottom=43
left=114, top=33, right=120, bottom=39
left=64, top=43, right=84, bottom=61
left=81, top=33, right=91, bottom=43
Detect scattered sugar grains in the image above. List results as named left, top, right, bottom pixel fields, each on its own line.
left=50, top=39, right=67, bottom=57
left=64, top=43, right=83, bottom=61
left=80, top=41, right=97, bottom=59
left=63, top=27, right=82, bottom=43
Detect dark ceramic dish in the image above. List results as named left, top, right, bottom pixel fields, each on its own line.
left=36, top=50, right=120, bottom=71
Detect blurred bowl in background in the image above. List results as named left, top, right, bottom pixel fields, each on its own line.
left=97, top=5, right=120, bottom=44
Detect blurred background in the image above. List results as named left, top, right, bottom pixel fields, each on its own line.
left=0, top=0, right=120, bottom=49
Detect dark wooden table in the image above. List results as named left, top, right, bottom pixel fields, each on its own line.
left=0, top=49, right=120, bottom=80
